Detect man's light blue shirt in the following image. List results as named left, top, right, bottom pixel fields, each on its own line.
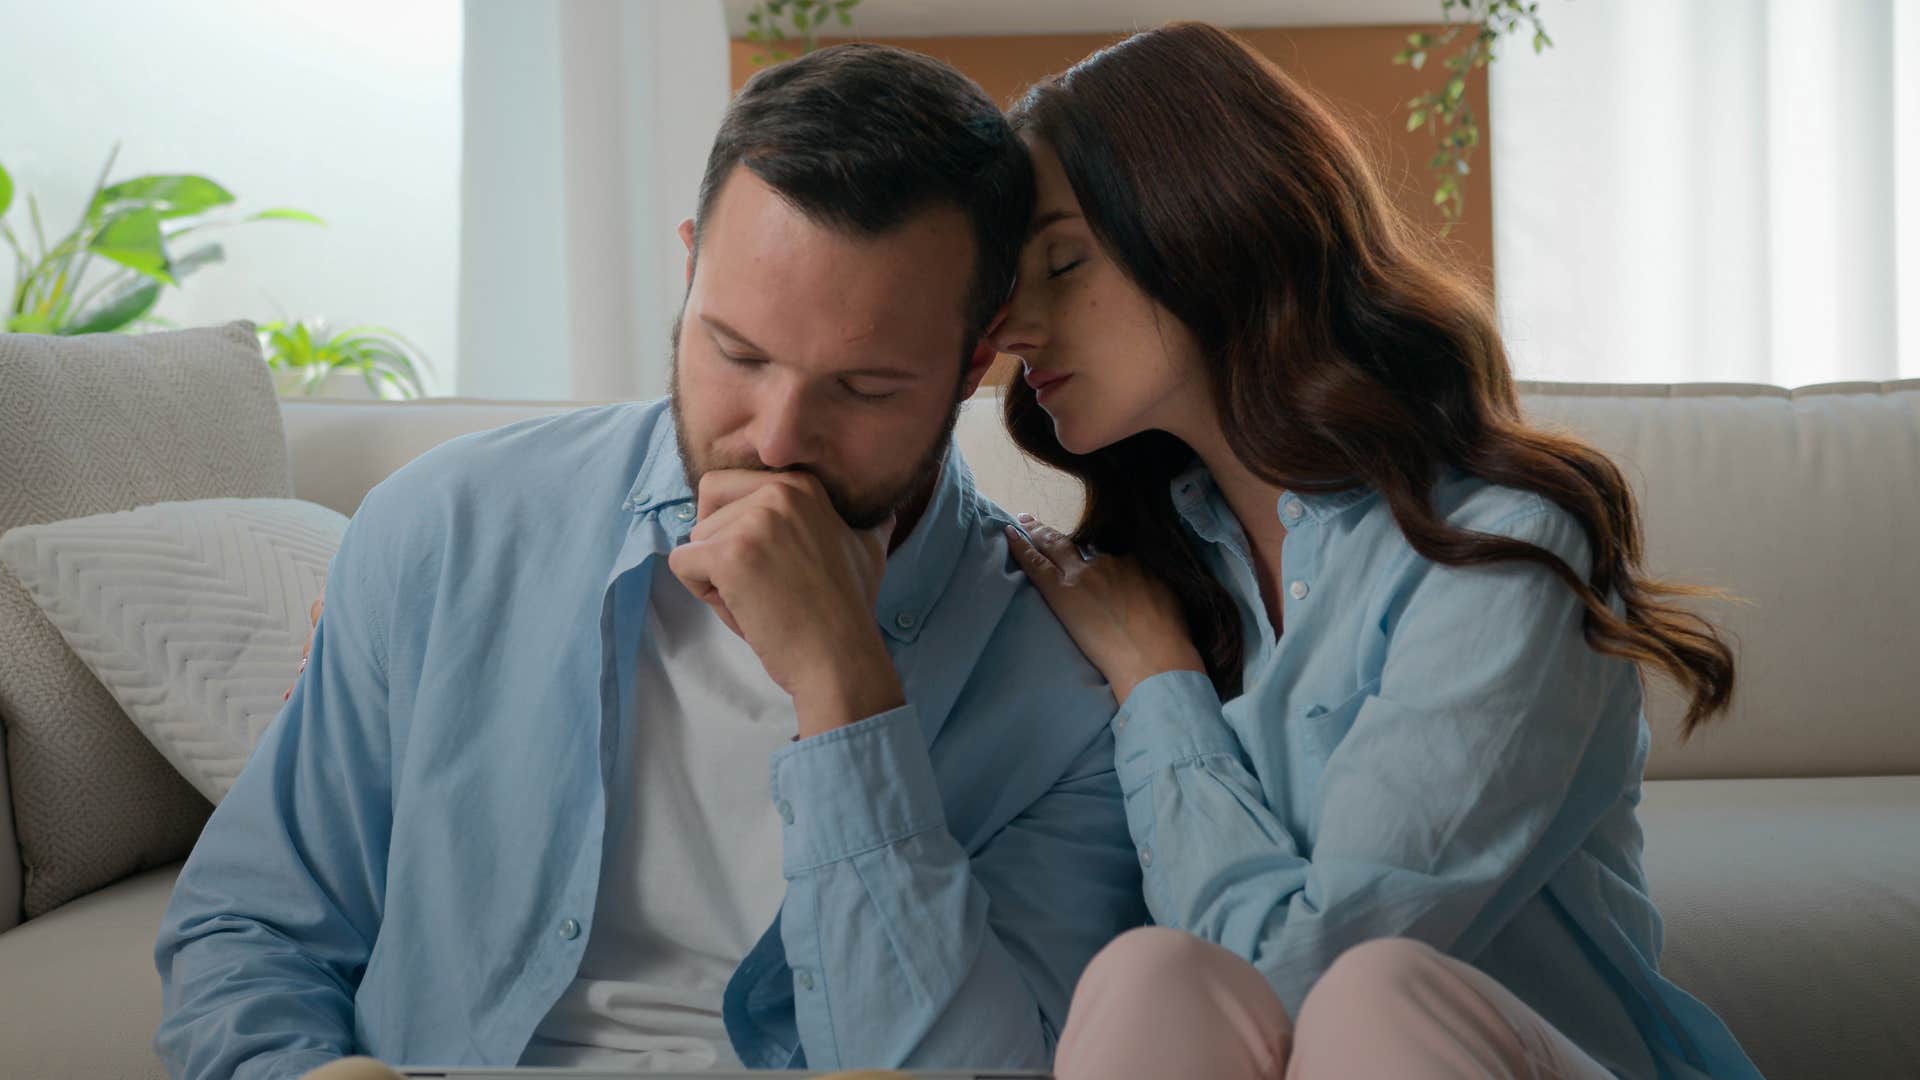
left=153, top=399, right=1146, bottom=1080
left=1114, top=462, right=1763, bottom=1080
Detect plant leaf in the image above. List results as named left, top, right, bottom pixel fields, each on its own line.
left=171, top=242, right=225, bottom=280
left=247, top=207, right=325, bottom=226
left=62, top=276, right=161, bottom=335
left=88, top=209, right=175, bottom=284
left=0, top=160, right=13, bottom=220
left=92, top=174, right=234, bottom=222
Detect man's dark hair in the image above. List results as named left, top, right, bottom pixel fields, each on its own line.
left=694, top=43, right=1034, bottom=336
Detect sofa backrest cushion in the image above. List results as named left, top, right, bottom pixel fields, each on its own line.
left=284, top=380, right=1920, bottom=781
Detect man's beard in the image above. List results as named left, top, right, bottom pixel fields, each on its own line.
left=668, top=318, right=966, bottom=531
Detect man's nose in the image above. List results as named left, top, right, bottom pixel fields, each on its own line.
left=749, top=386, right=815, bottom=470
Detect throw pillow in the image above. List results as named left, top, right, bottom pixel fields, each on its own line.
left=0, top=322, right=289, bottom=919
left=0, top=498, right=346, bottom=805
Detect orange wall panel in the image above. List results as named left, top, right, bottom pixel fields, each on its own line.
left=728, top=25, right=1493, bottom=386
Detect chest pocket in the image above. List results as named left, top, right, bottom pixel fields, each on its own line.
left=1304, top=677, right=1381, bottom=749
left=1295, top=677, right=1382, bottom=835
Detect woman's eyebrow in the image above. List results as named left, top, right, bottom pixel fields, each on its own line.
left=1029, top=209, right=1082, bottom=231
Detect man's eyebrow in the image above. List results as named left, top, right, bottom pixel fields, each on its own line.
left=702, top=314, right=768, bottom=354
left=1030, top=209, right=1082, bottom=232
left=701, top=314, right=921, bottom=380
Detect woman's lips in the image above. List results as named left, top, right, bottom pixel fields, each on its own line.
left=1024, top=368, right=1073, bottom=404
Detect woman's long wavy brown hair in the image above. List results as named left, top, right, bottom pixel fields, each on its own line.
left=1006, top=22, right=1734, bottom=736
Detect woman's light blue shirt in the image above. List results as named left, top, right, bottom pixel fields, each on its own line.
left=1114, top=462, right=1762, bottom=1079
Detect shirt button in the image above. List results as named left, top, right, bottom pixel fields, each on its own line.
left=1139, top=846, right=1154, bottom=868
left=558, top=918, right=581, bottom=940
left=778, top=799, right=795, bottom=825
left=795, top=967, right=815, bottom=991
left=1114, top=714, right=1128, bottom=734
left=1289, top=579, right=1310, bottom=600
left=674, top=504, right=695, bottom=522
left=1282, top=498, right=1305, bottom=522
left=894, top=611, right=916, bottom=630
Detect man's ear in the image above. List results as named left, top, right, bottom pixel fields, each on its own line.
left=959, top=304, right=1012, bottom=398
left=677, top=218, right=696, bottom=284
left=960, top=341, right=1001, bottom=400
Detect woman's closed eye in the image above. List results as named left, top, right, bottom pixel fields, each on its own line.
left=1047, top=257, right=1086, bottom=279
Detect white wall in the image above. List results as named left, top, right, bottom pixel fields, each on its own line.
left=457, top=0, right=729, bottom=402
left=0, top=0, right=461, bottom=393
left=1490, top=0, right=1919, bottom=386
left=456, top=0, right=569, bottom=400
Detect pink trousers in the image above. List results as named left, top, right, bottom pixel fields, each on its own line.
left=297, top=929, right=1614, bottom=1080
left=1055, top=928, right=1617, bottom=1080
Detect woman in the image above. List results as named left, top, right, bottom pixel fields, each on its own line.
left=993, top=22, right=1760, bottom=1080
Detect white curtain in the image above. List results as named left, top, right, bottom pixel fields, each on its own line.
left=1490, top=0, right=1920, bottom=387
left=456, top=0, right=730, bottom=400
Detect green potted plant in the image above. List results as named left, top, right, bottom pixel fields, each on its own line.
left=1395, top=0, right=1555, bottom=230
left=258, top=318, right=431, bottom=400
left=1, top=145, right=321, bottom=334
left=744, top=0, right=861, bottom=64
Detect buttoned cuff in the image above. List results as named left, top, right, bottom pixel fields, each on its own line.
left=1112, top=670, right=1242, bottom=794
left=770, top=704, right=947, bottom=876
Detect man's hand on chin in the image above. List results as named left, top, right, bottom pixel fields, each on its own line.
left=666, top=468, right=905, bottom=739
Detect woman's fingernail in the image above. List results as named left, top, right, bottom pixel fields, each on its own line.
left=1017, top=512, right=1035, bottom=523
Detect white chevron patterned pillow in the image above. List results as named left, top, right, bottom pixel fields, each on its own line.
left=0, top=498, right=347, bottom=804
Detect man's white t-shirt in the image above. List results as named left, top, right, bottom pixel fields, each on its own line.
left=518, top=562, right=794, bottom=1070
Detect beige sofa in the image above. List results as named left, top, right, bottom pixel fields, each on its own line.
left=3, top=382, right=1917, bottom=1080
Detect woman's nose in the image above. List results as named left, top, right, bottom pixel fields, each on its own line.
left=989, top=304, right=1044, bottom=357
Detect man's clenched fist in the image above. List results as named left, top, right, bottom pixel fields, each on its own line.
left=667, top=469, right=905, bottom=738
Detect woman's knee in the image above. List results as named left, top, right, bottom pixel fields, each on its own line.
left=1061, top=927, right=1292, bottom=1080
left=1087, top=926, right=1218, bottom=978
left=1291, top=937, right=1556, bottom=1077
left=1296, top=937, right=1453, bottom=1023
left=1073, top=926, right=1221, bottom=1010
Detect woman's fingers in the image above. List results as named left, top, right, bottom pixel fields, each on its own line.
left=1005, top=523, right=1064, bottom=591
left=288, top=585, right=325, bottom=702
left=304, top=589, right=324, bottom=660
left=1015, top=513, right=1083, bottom=571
